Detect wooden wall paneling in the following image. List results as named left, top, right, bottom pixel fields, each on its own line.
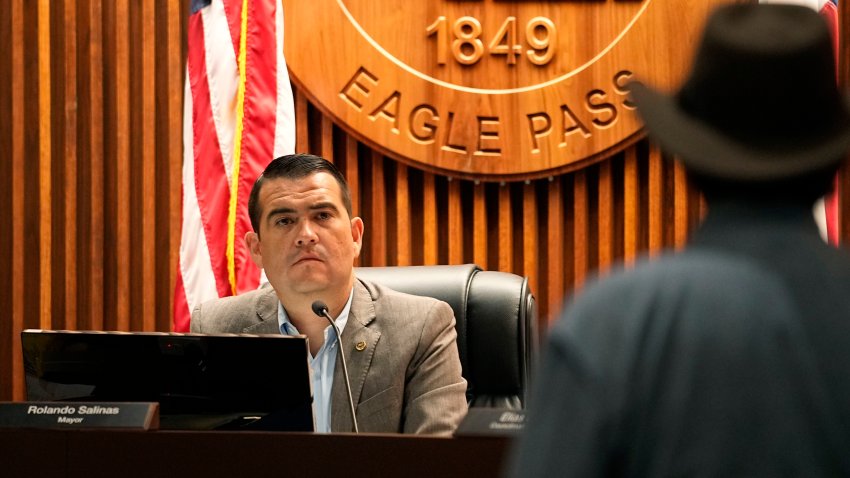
left=447, top=178, right=463, bottom=264
left=433, top=176, right=449, bottom=266
left=48, top=0, right=62, bottom=330
left=682, top=160, right=702, bottom=245
left=307, top=100, right=323, bottom=154
left=152, top=0, right=186, bottom=330
left=545, top=177, right=565, bottom=325
left=690, top=172, right=705, bottom=233
left=321, top=115, right=334, bottom=161
left=344, top=135, right=360, bottom=216
left=522, top=181, right=538, bottom=304
left=38, top=0, right=52, bottom=330
left=63, top=0, right=79, bottom=330
left=572, top=170, right=588, bottom=289
left=87, top=0, right=104, bottom=331
left=0, top=0, right=10, bottom=399
left=129, top=0, right=140, bottom=330
left=295, top=87, right=309, bottom=152
left=647, top=143, right=664, bottom=255
left=367, top=151, right=387, bottom=266
left=587, top=165, right=599, bottom=279
left=162, top=0, right=185, bottom=332
left=423, top=172, right=438, bottom=265
left=611, top=154, right=626, bottom=266
left=672, top=158, right=689, bottom=249
left=394, top=163, right=412, bottom=265
left=623, top=146, right=639, bottom=265
left=113, top=0, right=131, bottom=331
left=597, top=159, right=614, bottom=275
left=472, top=181, right=487, bottom=268
left=141, top=0, right=156, bottom=331
left=76, top=0, right=88, bottom=327
left=659, top=153, right=673, bottom=248
left=561, top=175, right=575, bottom=298
left=343, top=135, right=362, bottom=266
left=497, top=183, right=513, bottom=273
left=483, top=182, right=496, bottom=271
left=21, top=0, right=38, bottom=333
left=78, top=0, right=94, bottom=328
left=0, top=0, right=193, bottom=396
left=105, top=0, right=120, bottom=330
left=47, top=0, right=60, bottom=328
left=0, top=0, right=14, bottom=399
left=9, top=0, right=25, bottom=401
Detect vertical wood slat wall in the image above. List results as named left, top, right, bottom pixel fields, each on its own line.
left=0, top=1, right=847, bottom=404
left=0, top=0, right=186, bottom=401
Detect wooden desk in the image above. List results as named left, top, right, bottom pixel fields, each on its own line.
left=0, top=429, right=511, bottom=478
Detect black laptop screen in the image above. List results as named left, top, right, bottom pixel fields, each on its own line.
left=21, top=330, right=314, bottom=431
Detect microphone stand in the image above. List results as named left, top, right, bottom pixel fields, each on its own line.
left=311, top=300, right=359, bottom=433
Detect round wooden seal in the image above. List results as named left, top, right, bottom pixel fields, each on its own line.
left=283, top=0, right=727, bottom=180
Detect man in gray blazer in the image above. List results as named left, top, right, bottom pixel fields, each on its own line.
left=190, top=153, right=467, bottom=435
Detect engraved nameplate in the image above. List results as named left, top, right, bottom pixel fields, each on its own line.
left=454, top=408, right=526, bottom=437
left=0, top=402, right=159, bottom=430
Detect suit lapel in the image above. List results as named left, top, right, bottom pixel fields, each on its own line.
left=331, top=279, right=381, bottom=432
left=241, top=287, right=281, bottom=335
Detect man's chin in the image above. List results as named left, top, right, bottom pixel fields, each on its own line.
left=285, top=273, right=331, bottom=295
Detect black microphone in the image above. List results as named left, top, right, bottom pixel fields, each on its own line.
left=311, top=300, right=359, bottom=433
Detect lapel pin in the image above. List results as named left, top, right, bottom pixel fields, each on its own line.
left=355, top=341, right=367, bottom=351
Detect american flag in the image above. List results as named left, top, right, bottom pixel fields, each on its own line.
left=174, top=0, right=296, bottom=331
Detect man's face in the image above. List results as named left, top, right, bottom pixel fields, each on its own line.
left=246, top=172, right=363, bottom=301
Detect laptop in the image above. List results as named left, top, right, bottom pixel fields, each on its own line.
left=21, top=329, right=314, bottom=431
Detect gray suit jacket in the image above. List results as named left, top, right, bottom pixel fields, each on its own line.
left=190, top=278, right=468, bottom=435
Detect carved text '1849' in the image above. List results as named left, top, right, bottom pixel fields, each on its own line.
left=283, top=0, right=728, bottom=180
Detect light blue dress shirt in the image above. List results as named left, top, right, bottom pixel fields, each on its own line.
left=277, top=290, right=353, bottom=433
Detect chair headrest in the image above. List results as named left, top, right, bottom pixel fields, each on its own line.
left=355, top=264, right=537, bottom=408
left=355, top=264, right=479, bottom=373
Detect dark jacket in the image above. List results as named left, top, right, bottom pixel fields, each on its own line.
left=509, top=203, right=850, bottom=476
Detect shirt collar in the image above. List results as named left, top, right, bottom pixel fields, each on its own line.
left=277, top=288, right=355, bottom=341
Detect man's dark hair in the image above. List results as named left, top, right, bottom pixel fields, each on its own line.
left=248, top=153, right=352, bottom=234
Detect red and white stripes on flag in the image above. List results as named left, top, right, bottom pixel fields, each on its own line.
left=174, top=0, right=295, bottom=332
left=819, top=0, right=840, bottom=245
left=760, top=0, right=841, bottom=244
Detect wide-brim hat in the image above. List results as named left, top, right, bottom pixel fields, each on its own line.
left=630, top=4, right=850, bottom=181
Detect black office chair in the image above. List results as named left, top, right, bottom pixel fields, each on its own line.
left=355, top=264, right=538, bottom=409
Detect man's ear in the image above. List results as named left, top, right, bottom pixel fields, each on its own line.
left=245, top=231, right=263, bottom=269
left=350, top=216, right=364, bottom=258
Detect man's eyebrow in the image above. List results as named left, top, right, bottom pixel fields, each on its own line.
left=309, top=201, right=340, bottom=212
left=264, top=202, right=340, bottom=221
left=264, top=207, right=296, bottom=222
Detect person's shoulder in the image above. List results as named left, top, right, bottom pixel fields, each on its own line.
left=581, top=248, right=774, bottom=299
left=355, top=277, right=452, bottom=322
left=547, top=250, right=797, bottom=377
left=198, top=286, right=275, bottom=311
left=555, top=249, right=791, bottom=341
left=357, top=277, right=443, bottom=305
left=191, top=286, right=277, bottom=332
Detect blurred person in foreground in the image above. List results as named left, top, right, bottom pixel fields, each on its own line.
left=508, top=4, right=850, bottom=476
